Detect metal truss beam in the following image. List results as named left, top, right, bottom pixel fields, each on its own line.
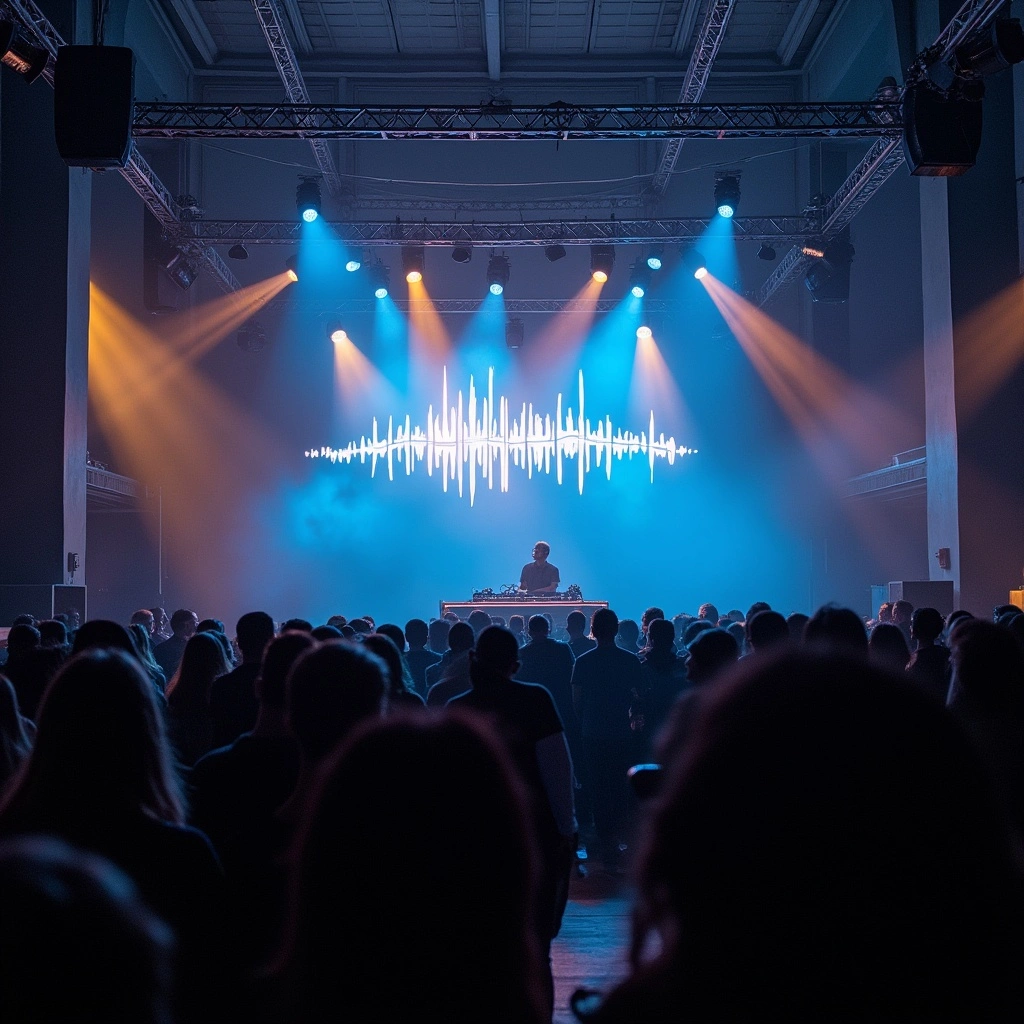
left=132, top=100, right=904, bottom=140
left=0, top=0, right=240, bottom=294
left=193, top=215, right=820, bottom=246
left=343, top=196, right=648, bottom=211
left=274, top=298, right=684, bottom=315
left=249, top=0, right=343, bottom=195
left=651, top=0, right=737, bottom=197
left=907, top=0, right=1006, bottom=84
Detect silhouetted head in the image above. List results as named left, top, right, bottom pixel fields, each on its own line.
left=166, top=632, right=230, bottom=712
left=508, top=614, right=526, bottom=636
left=376, top=623, right=406, bottom=653
left=427, top=618, right=451, bottom=652
left=5, top=626, right=39, bottom=659
left=646, top=618, right=675, bottom=651
left=405, top=619, right=429, bottom=648
left=286, top=641, right=387, bottom=761
left=592, top=608, right=619, bottom=643
left=686, top=628, right=739, bottom=685
left=746, top=610, right=788, bottom=654
left=0, top=836, right=174, bottom=1024
left=641, top=607, right=665, bottom=632
left=257, top=631, right=316, bottom=711
left=130, top=609, right=155, bottom=633
left=682, top=619, right=713, bottom=646
left=949, top=619, right=1024, bottom=717
left=804, top=604, right=867, bottom=657
left=71, top=620, right=136, bottom=658
left=633, top=650, right=1023, bottom=1019
left=37, top=620, right=68, bottom=648
left=448, top=622, right=475, bottom=654
left=527, top=614, right=549, bottom=639
left=311, top=625, right=343, bottom=642
left=786, top=612, right=809, bottom=642
left=566, top=611, right=587, bottom=638
left=876, top=601, right=893, bottom=623
left=892, top=600, right=913, bottom=627
left=281, top=714, right=545, bottom=1023
left=196, top=618, right=225, bottom=636
left=282, top=618, right=314, bottom=634
left=868, top=623, right=911, bottom=674
left=468, top=610, right=493, bottom=637
left=169, top=609, right=198, bottom=639
left=745, top=601, right=770, bottom=624
left=362, top=633, right=411, bottom=698
left=472, top=626, right=521, bottom=679
left=236, top=611, right=275, bottom=663
left=617, top=619, right=640, bottom=650
left=0, top=650, right=183, bottom=826
left=697, top=603, right=719, bottom=625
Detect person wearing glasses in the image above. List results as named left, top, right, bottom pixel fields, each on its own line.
left=520, top=541, right=560, bottom=596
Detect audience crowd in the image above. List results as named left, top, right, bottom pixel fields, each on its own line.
left=0, top=592, right=1022, bottom=1022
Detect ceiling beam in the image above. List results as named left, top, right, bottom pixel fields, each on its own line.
left=280, top=0, right=313, bottom=54
left=777, top=0, right=821, bottom=68
left=484, top=0, right=501, bottom=80
left=162, top=0, right=218, bottom=65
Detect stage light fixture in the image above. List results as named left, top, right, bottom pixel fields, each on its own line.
left=0, top=20, right=50, bottom=83
left=228, top=244, right=249, bottom=260
left=714, top=174, right=741, bottom=219
left=636, top=326, right=653, bottom=340
left=506, top=317, right=525, bottom=350
left=804, top=234, right=855, bottom=303
left=402, top=245, right=425, bottom=283
left=590, top=245, right=614, bottom=283
left=545, top=244, right=567, bottom=262
left=629, top=261, right=650, bottom=298
left=369, top=261, right=390, bottom=299
left=296, top=177, right=321, bottom=223
left=164, top=251, right=198, bottom=291
left=327, top=322, right=349, bottom=345
left=452, top=245, right=473, bottom=264
left=680, top=248, right=707, bottom=280
left=801, top=245, right=826, bottom=259
left=487, top=253, right=510, bottom=296
left=345, top=253, right=362, bottom=272
left=646, top=246, right=664, bottom=271
left=953, top=17, right=1024, bottom=77
left=237, top=323, right=268, bottom=352
left=757, top=244, right=777, bottom=261
left=285, top=255, right=299, bottom=283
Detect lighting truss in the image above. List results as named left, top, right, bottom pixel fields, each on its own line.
left=191, top=216, right=820, bottom=247
left=249, top=0, right=344, bottom=195
left=131, top=101, right=905, bottom=140
left=651, top=0, right=737, bottom=196
left=907, top=0, right=1007, bottom=84
left=283, top=298, right=685, bottom=315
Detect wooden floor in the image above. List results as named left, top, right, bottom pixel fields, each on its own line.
left=552, top=870, right=632, bottom=1024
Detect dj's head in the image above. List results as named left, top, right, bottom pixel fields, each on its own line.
left=532, top=541, right=550, bottom=562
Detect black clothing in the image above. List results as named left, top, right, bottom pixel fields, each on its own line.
left=906, top=644, right=951, bottom=702
left=406, top=647, right=442, bottom=697
left=154, top=634, right=188, bottom=679
left=636, top=649, right=690, bottom=758
left=426, top=651, right=471, bottom=706
left=516, top=636, right=576, bottom=733
left=208, top=662, right=261, bottom=749
left=520, top=560, right=560, bottom=594
left=568, top=635, right=597, bottom=659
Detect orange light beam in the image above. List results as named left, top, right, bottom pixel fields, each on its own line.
left=629, top=334, right=693, bottom=438
left=521, top=277, right=604, bottom=375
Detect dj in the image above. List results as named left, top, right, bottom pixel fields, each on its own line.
left=520, top=541, right=560, bottom=595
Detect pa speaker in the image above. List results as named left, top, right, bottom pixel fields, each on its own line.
left=54, top=46, right=134, bottom=168
left=902, top=83, right=983, bottom=177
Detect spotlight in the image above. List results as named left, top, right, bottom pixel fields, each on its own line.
left=236, top=323, right=267, bottom=352
left=953, top=17, right=1024, bottom=77
left=545, top=244, right=567, bottom=262
left=629, top=261, right=650, bottom=298
left=227, top=244, right=249, bottom=260
left=164, top=251, right=198, bottom=291
left=636, top=326, right=653, bottom=340
left=369, top=261, right=390, bottom=299
left=345, top=254, right=362, bottom=272
left=327, top=322, right=349, bottom=345
left=0, top=20, right=50, bottom=83
left=714, top=174, right=741, bottom=219
left=285, top=255, right=299, bottom=283
left=296, top=177, right=321, bottom=224
left=506, top=317, right=525, bottom=350
left=487, top=253, right=510, bottom=295
left=757, top=243, right=777, bottom=261
left=402, top=244, right=425, bottom=283
left=590, top=244, right=614, bottom=283
left=680, top=248, right=707, bottom=280
left=452, top=245, right=473, bottom=264
left=804, top=234, right=855, bottom=304
left=646, top=246, right=664, bottom=271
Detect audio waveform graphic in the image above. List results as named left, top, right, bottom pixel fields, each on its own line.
left=304, top=368, right=696, bottom=505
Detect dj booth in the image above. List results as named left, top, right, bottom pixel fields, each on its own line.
left=439, top=597, right=608, bottom=630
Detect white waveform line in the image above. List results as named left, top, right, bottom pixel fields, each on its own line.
left=304, top=368, right=697, bottom=505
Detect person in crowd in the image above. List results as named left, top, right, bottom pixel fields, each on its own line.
left=150, top=607, right=172, bottom=643
left=905, top=606, right=951, bottom=701
left=681, top=618, right=713, bottom=646
left=697, top=602, right=719, bottom=625
left=745, top=609, right=789, bottom=656
left=520, top=540, right=560, bottom=595
left=572, top=608, right=644, bottom=868
left=131, top=608, right=156, bottom=636
left=209, top=611, right=275, bottom=750
left=451, top=626, right=575, bottom=1017
left=427, top=617, right=451, bottom=657
left=310, top=625, right=343, bottom=641
left=591, top=650, right=1024, bottom=1022
left=566, top=610, right=597, bottom=659
left=517, top=615, right=575, bottom=731
left=374, top=622, right=406, bottom=655
left=198, top=618, right=226, bottom=636
left=362, top=633, right=425, bottom=709
left=803, top=604, right=868, bottom=656
left=947, top=618, right=1024, bottom=834
left=2, top=625, right=49, bottom=722
left=944, top=609, right=973, bottom=643
left=633, top=619, right=688, bottom=759
left=273, top=714, right=548, bottom=1024
left=154, top=608, right=199, bottom=680
left=0, top=836, right=175, bottom=1024
left=191, top=630, right=314, bottom=967
left=786, top=611, right=809, bottom=642
left=891, top=599, right=914, bottom=644
left=508, top=614, right=528, bottom=647
left=616, top=619, right=641, bottom=652
left=72, top=619, right=136, bottom=658
left=725, top=620, right=746, bottom=651
left=874, top=601, right=893, bottom=626
left=425, top=622, right=475, bottom=705
left=467, top=609, right=493, bottom=639
left=405, top=618, right=441, bottom=697
left=346, top=617, right=372, bottom=635
left=37, top=619, right=68, bottom=650
left=638, top=607, right=665, bottom=653
left=166, top=632, right=232, bottom=767
left=744, top=601, right=770, bottom=624
left=128, top=622, right=168, bottom=693
left=0, top=676, right=33, bottom=798
left=0, top=649, right=226, bottom=1022
left=868, top=623, right=911, bottom=674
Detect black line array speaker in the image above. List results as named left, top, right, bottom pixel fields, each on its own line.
left=902, top=83, right=983, bottom=177
left=54, top=46, right=134, bottom=168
